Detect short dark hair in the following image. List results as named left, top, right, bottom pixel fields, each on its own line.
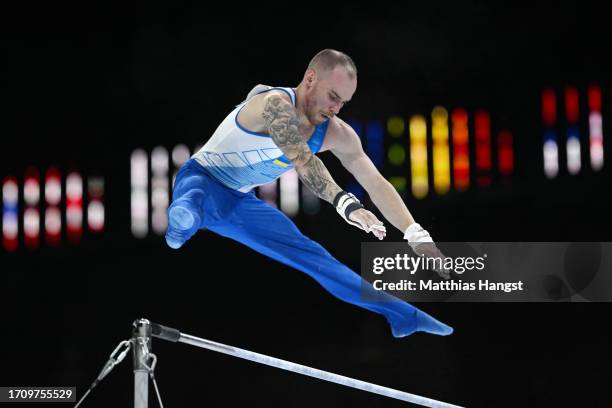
left=307, top=49, right=357, bottom=79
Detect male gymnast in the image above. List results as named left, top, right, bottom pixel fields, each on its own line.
left=165, top=49, right=453, bottom=337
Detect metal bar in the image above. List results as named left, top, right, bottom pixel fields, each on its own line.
left=174, top=331, right=463, bottom=408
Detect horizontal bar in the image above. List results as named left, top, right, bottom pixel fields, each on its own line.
left=162, top=328, right=463, bottom=408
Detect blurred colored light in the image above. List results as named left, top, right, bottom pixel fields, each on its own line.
left=45, top=206, right=61, bottom=246
left=24, top=168, right=40, bottom=205
left=567, top=126, right=581, bottom=175
left=88, top=177, right=105, bottom=233
left=587, top=85, right=604, bottom=171
left=451, top=108, right=470, bottom=191
left=66, top=172, right=83, bottom=243
left=542, top=89, right=557, bottom=126
left=66, top=173, right=83, bottom=202
left=409, top=115, right=428, bottom=199
left=45, top=167, right=62, bottom=205
left=151, top=147, right=169, bottom=236
left=388, top=176, right=407, bottom=193
left=88, top=201, right=105, bottom=232
left=280, top=170, right=299, bottom=217
left=3, top=212, right=18, bottom=239
left=258, top=181, right=277, bottom=208
left=543, top=137, right=559, bottom=178
left=387, top=116, right=405, bottom=138
left=432, top=106, right=450, bottom=194
left=589, top=112, right=604, bottom=171
left=3, top=177, right=19, bottom=251
left=24, top=168, right=41, bottom=249
left=24, top=208, right=40, bottom=235
left=172, top=144, right=191, bottom=168
left=475, top=110, right=492, bottom=187
left=564, top=86, right=579, bottom=124
left=131, top=149, right=148, bottom=238
left=498, top=130, right=514, bottom=175
left=24, top=208, right=40, bottom=249
left=345, top=119, right=365, bottom=200
left=366, top=121, right=384, bottom=168
left=588, top=84, right=602, bottom=112
left=388, top=144, right=406, bottom=166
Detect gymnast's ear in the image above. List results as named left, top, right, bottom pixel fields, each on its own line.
left=303, top=69, right=317, bottom=87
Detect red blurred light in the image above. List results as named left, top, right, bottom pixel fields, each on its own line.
left=542, top=89, right=556, bottom=126
left=498, top=130, right=514, bottom=175
left=66, top=172, right=83, bottom=243
left=564, top=86, right=579, bottom=124
left=475, top=110, right=492, bottom=174
left=588, top=84, right=601, bottom=112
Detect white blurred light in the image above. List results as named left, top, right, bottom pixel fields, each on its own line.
left=131, top=191, right=148, bottom=216
left=24, top=178, right=40, bottom=205
left=152, top=209, right=168, bottom=234
left=86, top=177, right=105, bottom=233
left=45, top=178, right=62, bottom=205
left=66, top=173, right=83, bottom=200
left=88, top=201, right=105, bottom=232
left=67, top=205, right=83, bottom=227
left=3, top=180, right=18, bottom=204
left=131, top=149, right=149, bottom=237
left=131, top=150, right=148, bottom=185
left=543, top=140, right=559, bottom=179
left=280, top=170, right=299, bottom=217
left=152, top=146, right=169, bottom=173
left=24, top=208, right=40, bottom=237
left=152, top=186, right=169, bottom=207
left=589, top=112, right=604, bottom=171
left=151, top=147, right=169, bottom=236
left=172, top=144, right=190, bottom=168
left=258, top=181, right=277, bottom=208
left=567, top=138, right=581, bottom=175
left=45, top=207, right=62, bottom=235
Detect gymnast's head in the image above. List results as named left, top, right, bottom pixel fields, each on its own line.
left=300, top=49, right=357, bottom=125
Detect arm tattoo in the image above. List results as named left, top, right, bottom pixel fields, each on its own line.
left=297, top=155, right=342, bottom=203
left=262, top=95, right=304, bottom=158
left=262, top=95, right=342, bottom=203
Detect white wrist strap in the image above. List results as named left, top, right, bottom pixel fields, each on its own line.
left=403, top=223, right=433, bottom=249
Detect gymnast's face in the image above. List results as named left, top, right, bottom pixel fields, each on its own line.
left=303, top=65, right=356, bottom=125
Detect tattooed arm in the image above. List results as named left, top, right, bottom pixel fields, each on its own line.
left=261, top=92, right=342, bottom=203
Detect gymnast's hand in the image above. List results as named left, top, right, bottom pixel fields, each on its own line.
left=404, top=223, right=451, bottom=280
left=334, top=191, right=386, bottom=240
left=349, top=208, right=386, bottom=240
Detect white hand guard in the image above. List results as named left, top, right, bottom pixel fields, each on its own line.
left=333, top=191, right=366, bottom=230
left=403, top=223, right=434, bottom=250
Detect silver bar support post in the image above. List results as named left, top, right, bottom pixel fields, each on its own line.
left=133, top=319, right=152, bottom=408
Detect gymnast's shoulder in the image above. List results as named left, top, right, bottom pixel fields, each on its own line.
left=321, top=116, right=362, bottom=154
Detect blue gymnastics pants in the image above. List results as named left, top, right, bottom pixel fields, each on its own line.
left=165, top=159, right=453, bottom=337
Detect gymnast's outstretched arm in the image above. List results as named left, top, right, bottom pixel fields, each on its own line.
left=327, top=117, right=451, bottom=278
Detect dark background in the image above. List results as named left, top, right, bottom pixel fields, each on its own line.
left=1, top=3, right=611, bottom=407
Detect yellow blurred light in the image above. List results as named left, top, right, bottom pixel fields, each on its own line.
left=409, top=115, right=428, bottom=199
left=432, top=106, right=450, bottom=194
